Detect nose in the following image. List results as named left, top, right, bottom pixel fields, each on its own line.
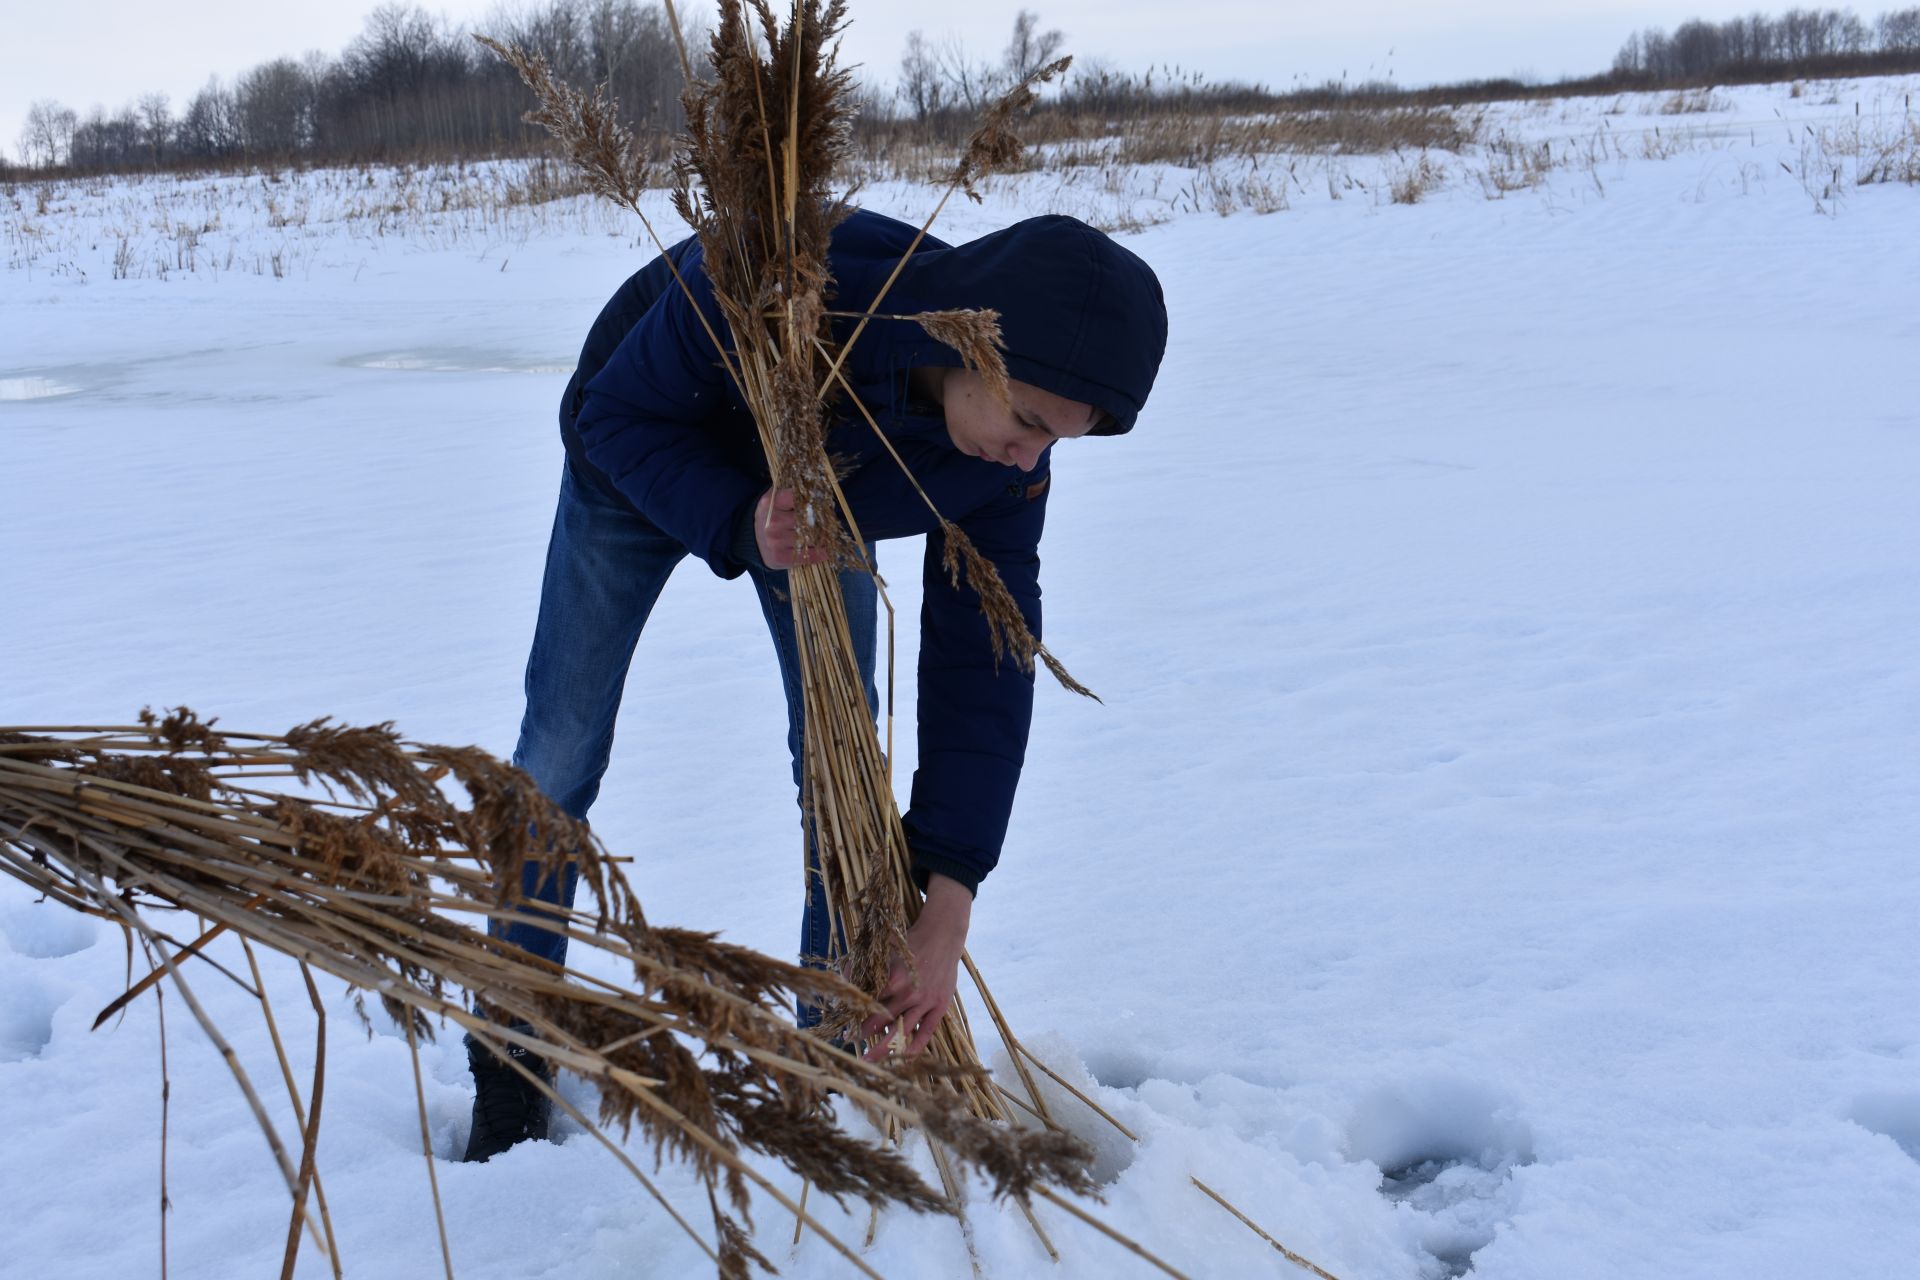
left=1008, top=441, right=1041, bottom=472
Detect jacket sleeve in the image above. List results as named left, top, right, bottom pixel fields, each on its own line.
left=575, top=240, right=763, bottom=578
left=902, top=465, right=1049, bottom=896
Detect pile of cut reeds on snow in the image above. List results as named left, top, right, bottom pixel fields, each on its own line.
left=0, top=710, right=1097, bottom=1279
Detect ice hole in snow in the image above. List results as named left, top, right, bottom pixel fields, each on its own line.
left=1081, top=1045, right=1154, bottom=1091
left=0, top=377, right=81, bottom=401
left=1348, top=1075, right=1535, bottom=1173
left=1349, top=1076, right=1534, bottom=1277
left=1850, top=1093, right=1920, bottom=1162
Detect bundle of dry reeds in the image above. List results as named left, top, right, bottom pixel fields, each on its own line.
left=0, top=711, right=1096, bottom=1279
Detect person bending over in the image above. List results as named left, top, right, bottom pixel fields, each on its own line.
left=463, top=209, right=1168, bottom=1162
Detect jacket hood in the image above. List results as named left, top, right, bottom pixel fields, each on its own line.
left=859, top=215, right=1168, bottom=434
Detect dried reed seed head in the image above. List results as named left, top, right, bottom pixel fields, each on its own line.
left=953, top=55, right=1074, bottom=200
left=651, top=924, right=876, bottom=1016
left=381, top=993, right=436, bottom=1039
left=676, top=2, right=855, bottom=364
left=766, top=364, right=862, bottom=563
left=475, top=35, right=657, bottom=212
left=714, top=1212, right=774, bottom=1280
left=139, top=705, right=227, bottom=755
left=284, top=717, right=440, bottom=808
left=728, top=1093, right=953, bottom=1214
left=1036, top=647, right=1096, bottom=701
left=0, top=732, right=69, bottom=753
left=936, top=521, right=1096, bottom=698
left=415, top=742, right=637, bottom=928
left=268, top=798, right=417, bottom=900
left=75, top=752, right=217, bottom=804
left=913, top=309, right=1010, bottom=406
left=938, top=523, right=1030, bottom=673
left=818, top=875, right=908, bottom=1016
left=906, top=1078, right=1099, bottom=1202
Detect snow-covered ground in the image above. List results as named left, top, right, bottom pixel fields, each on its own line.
left=4, top=75, right=1919, bottom=1279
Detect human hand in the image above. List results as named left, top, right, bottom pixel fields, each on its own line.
left=754, top=488, right=829, bottom=570
left=862, top=874, right=973, bottom=1061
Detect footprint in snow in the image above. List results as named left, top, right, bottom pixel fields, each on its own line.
left=0, top=977, right=63, bottom=1063
left=1348, top=1076, right=1534, bottom=1279
left=0, top=902, right=99, bottom=959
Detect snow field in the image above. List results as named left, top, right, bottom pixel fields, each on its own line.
left=4, top=73, right=1919, bottom=1279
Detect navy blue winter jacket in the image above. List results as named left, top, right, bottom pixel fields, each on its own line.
left=558, top=210, right=1167, bottom=894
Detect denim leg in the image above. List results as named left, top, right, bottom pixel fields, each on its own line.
left=747, top=554, right=879, bottom=1027
left=500, top=462, right=686, bottom=967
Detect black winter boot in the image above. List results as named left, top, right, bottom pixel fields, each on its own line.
left=459, top=1029, right=552, bottom=1163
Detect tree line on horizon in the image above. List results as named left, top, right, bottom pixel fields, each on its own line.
left=13, top=2, right=698, bottom=174
left=8, top=3, right=1090, bottom=176
left=9, top=3, right=1920, bottom=179
left=1614, top=6, right=1920, bottom=78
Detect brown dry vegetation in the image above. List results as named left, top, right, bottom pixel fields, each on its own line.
left=1857, top=113, right=1920, bottom=178
left=0, top=711, right=1103, bottom=1279
left=856, top=92, right=1482, bottom=173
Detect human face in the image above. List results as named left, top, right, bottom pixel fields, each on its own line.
left=936, top=369, right=1102, bottom=473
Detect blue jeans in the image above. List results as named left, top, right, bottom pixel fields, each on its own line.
left=500, top=463, right=877, bottom=1026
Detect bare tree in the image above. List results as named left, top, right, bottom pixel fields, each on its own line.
left=1671, top=18, right=1725, bottom=74
left=345, top=2, right=447, bottom=101
left=899, top=28, right=943, bottom=119
left=1882, top=6, right=1920, bottom=47
left=1002, top=9, right=1065, bottom=84
left=1825, top=7, right=1873, bottom=51
left=18, top=99, right=78, bottom=168
left=1611, top=29, right=1645, bottom=74
left=178, top=77, right=239, bottom=160
left=138, top=93, right=172, bottom=166
left=909, top=11, right=1064, bottom=115
left=68, top=107, right=112, bottom=171
left=931, top=29, right=995, bottom=111
left=236, top=58, right=313, bottom=156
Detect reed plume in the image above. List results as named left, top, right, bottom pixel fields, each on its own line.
left=911, top=308, right=1011, bottom=404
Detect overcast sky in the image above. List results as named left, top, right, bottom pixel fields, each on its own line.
left=0, top=1, right=1868, bottom=163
